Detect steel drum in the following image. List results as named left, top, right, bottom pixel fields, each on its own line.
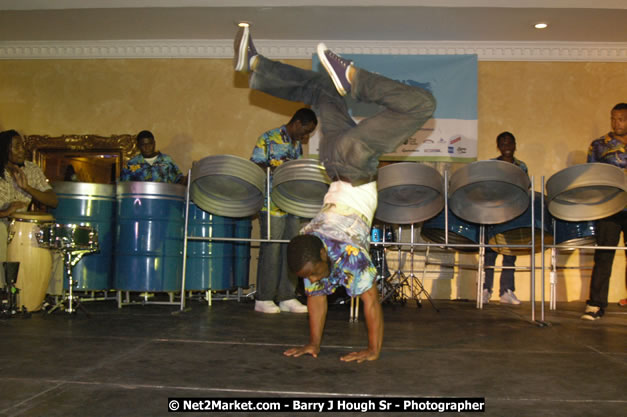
left=449, top=160, right=530, bottom=225
left=375, top=162, right=445, bottom=224
left=7, top=212, right=54, bottom=312
left=546, top=163, right=627, bottom=221
left=190, top=154, right=265, bottom=218
left=51, top=182, right=114, bottom=290
left=554, top=220, right=596, bottom=248
left=271, top=159, right=330, bottom=218
left=421, top=207, right=480, bottom=252
left=185, top=202, right=234, bottom=291
left=114, top=182, right=185, bottom=292
left=233, top=217, right=253, bottom=289
left=487, top=192, right=553, bottom=256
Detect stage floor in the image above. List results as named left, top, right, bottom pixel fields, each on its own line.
left=0, top=296, right=625, bottom=416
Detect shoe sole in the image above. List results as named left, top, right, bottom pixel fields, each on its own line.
left=317, top=43, right=348, bottom=96
left=580, top=314, right=600, bottom=320
left=234, top=26, right=250, bottom=72
left=255, top=307, right=280, bottom=314
left=280, top=307, right=308, bottom=313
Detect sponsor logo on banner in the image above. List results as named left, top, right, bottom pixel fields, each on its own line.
left=449, top=136, right=462, bottom=144
left=424, top=149, right=441, bottom=153
left=448, top=146, right=454, bottom=154
left=457, top=147, right=467, bottom=154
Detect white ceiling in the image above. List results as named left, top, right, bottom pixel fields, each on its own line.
left=1, top=0, right=626, bottom=43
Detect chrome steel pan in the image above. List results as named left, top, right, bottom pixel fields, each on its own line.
left=271, top=159, right=330, bottom=218
left=190, top=155, right=265, bottom=218
left=546, top=163, right=627, bottom=221
left=449, top=160, right=530, bottom=224
left=375, top=162, right=444, bottom=224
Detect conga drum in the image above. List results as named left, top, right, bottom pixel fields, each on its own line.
left=375, top=162, right=445, bottom=224
left=421, top=207, right=480, bottom=252
left=271, top=159, right=330, bottom=218
left=487, top=192, right=554, bottom=255
left=546, top=163, right=627, bottom=221
left=449, top=160, right=530, bottom=224
left=51, top=182, right=115, bottom=291
left=190, top=155, right=265, bottom=218
left=7, top=212, right=54, bottom=311
left=114, top=182, right=185, bottom=292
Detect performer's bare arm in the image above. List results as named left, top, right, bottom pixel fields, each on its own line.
left=340, top=285, right=383, bottom=363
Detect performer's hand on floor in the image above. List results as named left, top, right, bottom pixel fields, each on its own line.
left=340, top=349, right=379, bottom=363
left=284, top=344, right=320, bottom=358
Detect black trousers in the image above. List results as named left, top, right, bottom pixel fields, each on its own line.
left=588, top=211, right=627, bottom=308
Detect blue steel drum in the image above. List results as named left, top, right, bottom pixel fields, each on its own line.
left=233, top=217, right=253, bottom=289
left=185, top=203, right=234, bottom=291
left=554, top=220, right=596, bottom=248
left=421, top=207, right=480, bottom=252
left=114, top=182, right=185, bottom=292
left=51, top=182, right=115, bottom=290
left=487, top=192, right=554, bottom=256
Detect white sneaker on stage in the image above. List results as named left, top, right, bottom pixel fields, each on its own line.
left=482, top=289, right=491, bottom=304
left=499, top=290, right=521, bottom=305
left=279, top=298, right=308, bottom=313
left=254, top=300, right=280, bottom=314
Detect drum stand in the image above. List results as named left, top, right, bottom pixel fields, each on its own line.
left=47, top=250, right=94, bottom=316
left=381, top=224, right=439, bottom=311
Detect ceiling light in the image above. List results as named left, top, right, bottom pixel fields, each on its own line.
left=534, top=23, right=548, bottom=29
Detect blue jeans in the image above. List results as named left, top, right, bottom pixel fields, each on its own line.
left=484, top=249, right=516, bottom=296
left=588, top=211, right=627, bottom=308
left=250, top=56, right=436, bottom=183
left=256, top=212, right=305, bottom=302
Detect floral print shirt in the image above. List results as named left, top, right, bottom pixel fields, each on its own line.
left=301, top=203, right=376, bottom=297
left=250, top=125, right=303, bottom=217
left=587, top=133, right=627, bottom=168
left=120, top=152, right=183, bottom=183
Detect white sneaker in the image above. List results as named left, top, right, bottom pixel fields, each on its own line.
left=255, top=300, right=280, bottom=314
left=279, top=298, right=308, bottom=313
left=482, top=289, right=491, bottom=304
left=499, top=289, right=521, bottom=305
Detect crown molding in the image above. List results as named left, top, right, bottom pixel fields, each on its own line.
left=0, top=39, right=626, bottom=62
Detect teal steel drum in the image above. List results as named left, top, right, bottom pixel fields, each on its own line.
left=233, top=217, right=253, bottom=288
left=185, top=203, right=234, bottom=290
left=51, top=182, right=115, bottom=290
left=114, top=182, right=185, bottom=291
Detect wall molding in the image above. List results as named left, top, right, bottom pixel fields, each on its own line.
left=1, top=39, right=626, bottom=62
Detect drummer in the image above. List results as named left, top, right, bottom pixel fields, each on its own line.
left=233, top=25, right=435, bottom=361
left=482, top=131, right=527, bottom=306
left=120, top=130, right=185, bottom=184
left=250, top=108, right=318, bottom=314
left=581, top=102, right=627, bottom=320
left=0, top=129, right=58, bottom=284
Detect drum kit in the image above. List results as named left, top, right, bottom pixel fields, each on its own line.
left=2, top=211, right=99, bottom=315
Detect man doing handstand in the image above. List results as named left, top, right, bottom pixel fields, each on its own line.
left=234, top=24, right=436, bottom=362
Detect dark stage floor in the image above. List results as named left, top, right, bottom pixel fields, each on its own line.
left=0, top=296, right=625, bottom=417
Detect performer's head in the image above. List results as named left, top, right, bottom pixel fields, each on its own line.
left=0, top=130, right=25, bottom=176
left=136, top=130, right=158, bottom=159
left=287, top=234, right=329, bottom=283
left=611, top=103, right=627, bottom=138
left=286, top=108, right=318, bottom=144
left=496, top=131, right=516, bottom=160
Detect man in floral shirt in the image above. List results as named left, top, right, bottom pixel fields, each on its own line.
left=120, top=130, right=184, bottom=184
left=250, top=108, right=318, bottom=314
left=581, top=102, right=627, bottom=320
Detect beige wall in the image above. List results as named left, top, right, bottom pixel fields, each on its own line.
left=0, top=58, right=625, bottom=302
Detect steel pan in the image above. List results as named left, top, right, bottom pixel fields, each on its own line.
left=190, top=154, right=265, bottom=218
left=449, top=160, right=530, bottom=224
left=7, top=212, right=53, bottom=312
left=554, top=220, right=596, bottom=248
left=271, top=159, right=330, bottom=218
left=375, top=162, right=445, bottom=224
left=421, top=207, right=480, bottom=252
left=185, top=202, right=234, bottom=291
left=114, top=182, right=185, bottom=292
left=546, top=163, right=627, bottom=221
left=487, top=192, right=553, bottom=256
left=51, top=182, right=115, bottom=290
